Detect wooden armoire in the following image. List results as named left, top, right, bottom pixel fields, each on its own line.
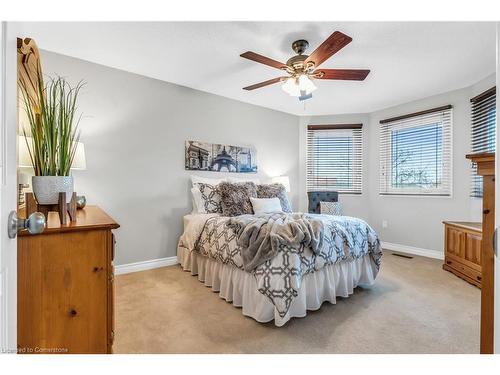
left=466, top=152, right=495, bottom=354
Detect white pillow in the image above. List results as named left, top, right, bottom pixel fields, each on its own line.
left=190, top=175, right=226, bottom=186
left=227, top=175, right=260, bottom=184
left=250, top=197, right=283, bottom=215
left=190, top=187, right=204, bottom=214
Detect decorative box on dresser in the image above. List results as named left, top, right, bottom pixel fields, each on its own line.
left=17, top=206, right=119, bottom=354
left=442, top=221, right=482, bottom=288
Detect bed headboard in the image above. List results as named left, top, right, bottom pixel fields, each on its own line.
left=307, top=191, right=339, bottom=214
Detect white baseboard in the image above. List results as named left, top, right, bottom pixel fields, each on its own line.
left=115, top=256, right=178, bottom=275
left=381, top=241, right=444, bottom=260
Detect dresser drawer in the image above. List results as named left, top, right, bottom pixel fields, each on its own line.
left=444, top=257, right=482, bottom=286
left=18, top=230, right=109, bottom=353
left=443, top=221, right=482, bottom=288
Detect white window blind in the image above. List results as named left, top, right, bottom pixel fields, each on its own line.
left=306, top=124, right=363, bottom=194
left=470, top=87, right=496, bottom=198
left=379, top=105, right=452, bottom=196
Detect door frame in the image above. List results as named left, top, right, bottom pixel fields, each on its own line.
left=0, top=21, right=19, bottom=353
left=495, top=21, right=500, bottom=354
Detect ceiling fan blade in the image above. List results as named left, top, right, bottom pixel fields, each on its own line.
left=240, top=51, right=287, bottom=70
left=305, top=31, right=353, bottom=68
left=315, top=69, right=370, bottom=80
left=242, top=77, right=284, bottom=90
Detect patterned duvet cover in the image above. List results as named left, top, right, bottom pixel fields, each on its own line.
left=186, top=214, right=382, bottom=318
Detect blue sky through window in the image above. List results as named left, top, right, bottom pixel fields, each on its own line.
left=391, top=123, right=443, bottom=189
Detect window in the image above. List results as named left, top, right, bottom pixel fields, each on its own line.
left=470, top=87, right=496, bottom=198
left=379, top=105, right=452, bottom=196
left=306, top=124, right=363, bottom=194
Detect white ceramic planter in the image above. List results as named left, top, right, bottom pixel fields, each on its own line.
left=32, top=176, right=74, bottom=204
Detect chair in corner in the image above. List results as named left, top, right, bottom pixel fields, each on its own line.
left=307, top=191, right=339, bottom=214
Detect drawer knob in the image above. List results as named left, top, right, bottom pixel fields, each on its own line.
left=93, top=266, right=104, bottom=272
left=477, top=276, right=482, bottom=281
left=446, top=261, right=451, bottom=265
left=69, top=309, right=77, bottom=316
left=483, top=209, right=490, bottom=214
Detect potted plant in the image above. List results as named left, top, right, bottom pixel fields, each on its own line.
left=20, top=71, right=84, bottom=205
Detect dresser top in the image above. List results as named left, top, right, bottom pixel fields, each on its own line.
left=465, top=152, right=495, bottom=161
left=443, top=221, right=482, bottom=232
left=19, top=205, right=119, bottom=236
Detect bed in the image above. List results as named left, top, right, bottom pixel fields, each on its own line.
left=177, top=212, right=382, bottom=326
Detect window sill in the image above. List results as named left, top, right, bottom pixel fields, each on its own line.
left=379, top=193, right=452, bottom=199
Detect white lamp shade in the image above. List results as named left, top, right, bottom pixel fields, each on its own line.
left=272, top=176, right=291, bottom=192
left=18, top=135, right=86, bottom=170
left=298, top=75, right=317, bottom=94
left=72, top=142, right=86, bottom=170
left=18, top=136, right=33, bottom=168
left=281, top=78, right=301, bottom=97
left=18, top=172, right=30, bottom=185
left=282, top=75, right=317, bottom=97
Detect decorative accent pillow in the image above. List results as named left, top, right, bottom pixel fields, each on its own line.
left=320, top=201, right=342, bottom=216
left=250, top=197, right=283, bottom=215
left=195, top=183, right=223, bottom=214
left=256, top=183, right=292, bottom=212
left=218, top=181, right=257, bottom=216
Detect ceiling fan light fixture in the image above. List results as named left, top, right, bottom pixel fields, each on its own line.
left=282, top=75, right=316, bottom=97
left=281, top=77, right=301, bottom=97
left=298, top=74, right=316, bottom=94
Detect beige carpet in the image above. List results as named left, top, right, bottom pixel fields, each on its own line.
left=114, top=251, right=480, bottom=353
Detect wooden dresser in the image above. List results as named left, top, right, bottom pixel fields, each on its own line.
left=442, top=221, right=482, bottom=288
left=17, top=206, right=119, bottom=354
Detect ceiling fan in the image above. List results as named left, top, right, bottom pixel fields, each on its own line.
left=240, top=31, right=370, bottom=101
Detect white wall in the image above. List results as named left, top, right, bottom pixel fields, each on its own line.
left=367, top=77, right=494, bottom=253
left=36, top=51, right=300, bottom=265
left=299, top=74, right=496, bottom=254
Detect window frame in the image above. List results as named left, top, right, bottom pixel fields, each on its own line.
left=469, top=87, right=496, bottom=198
left=379, top=105, right=453, bottom=197
left=306, top=124, right=363, bottom=195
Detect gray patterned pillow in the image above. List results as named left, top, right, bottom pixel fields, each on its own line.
left=218, top=181, right=257, bottom=216
left=196, top=183, right=222, bottom=214
left=257, top=183, right=292, bottom=212
left=320, top=201, right=342, bottom=216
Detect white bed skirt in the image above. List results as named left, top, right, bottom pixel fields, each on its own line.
left=177, top=245, right=379, bottom=326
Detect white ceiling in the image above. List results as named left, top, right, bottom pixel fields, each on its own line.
left=14, top=22, right=496, bottom=116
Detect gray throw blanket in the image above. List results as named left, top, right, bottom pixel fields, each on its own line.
left=228, top=213, right=324, bottom=271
